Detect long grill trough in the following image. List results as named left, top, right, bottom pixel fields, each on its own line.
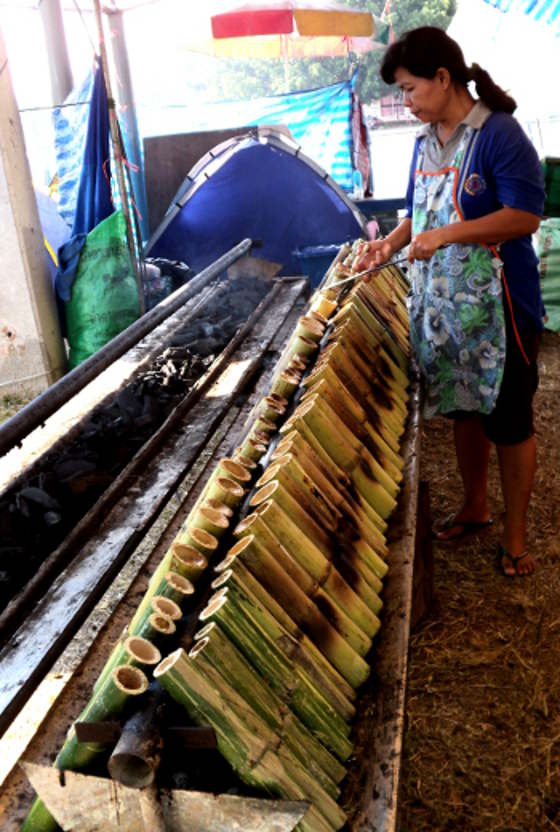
left=0, top=241, right=423, bottom=832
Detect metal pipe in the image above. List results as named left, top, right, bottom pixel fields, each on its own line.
left=0, top=239, right=253, bottom=460
left=39, top=0, right=74, bottom=105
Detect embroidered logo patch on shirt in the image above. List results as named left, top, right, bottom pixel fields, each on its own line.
left=464, top=173, right=487, bottom=196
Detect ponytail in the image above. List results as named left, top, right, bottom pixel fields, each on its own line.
left=382, top=28, right=517, bottom=114
left=469, top=62, right=517, bottom=114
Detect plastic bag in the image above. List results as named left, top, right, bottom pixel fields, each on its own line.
left=65, top=211, right=140, bottom=367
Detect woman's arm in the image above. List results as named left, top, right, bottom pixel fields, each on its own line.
left=408, top=207, right=540, bottom=261
left=354, top=217, right=412, bottom=271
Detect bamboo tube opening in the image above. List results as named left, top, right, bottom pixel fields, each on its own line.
left=188, top=637, right=208, bottom=659
left=152, top=596, right=182, bottom=620
left=113, top=665, right=149, bottom=694
left=255, top=465, right=280, bottom=488
left=213, top=554, right=236, bottom=575
left=205, top=498, right=234, bottom=517
left=153, top=648, right=182, bottom=678
left=255, top=416, right=277, bottom=433
left=293, top=397, right=315, bottom=418
left=198, top=507, right=229, bottom=530
left=125, top=637, right=161, bottom=666
left=220, top=459, right=252, bottom=483
left=298, top=315, right=325, bottom=338
left=165, top=572, right=195, bottom=596
left=109, top=752, right=154, bottom=789
left=251, top=429, right=271, bottom=445
left=288, top=356, right=308, bottom=373
left=232, top=453, right=257, bottom=471
left=309, top=310, right=328, bottom=326
left=228, top=536, right=253, bottom=556
left=249, top=482, right=278, bottom=507
left=217, top=477, right=245, bottom=498
left=199, top=591, right=228, bottom=621
left=187, top=528, right=219, bottom=552
left=266, top=394, right=289, bottom=408
left=270, top=439, right=292, bottom=460
left=172, top=543, right=209, bottom=571
left=196, top=621, right=215, bottom=640
left=148, top=613, right=175, bottom=635
left=233, top=514, right=258, bottom=534
left=253, top=499, right=272, bottom=516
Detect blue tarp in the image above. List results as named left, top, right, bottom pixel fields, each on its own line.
left=139, top=76, right=359, bottom=192
left=145, top=130, right=366, bottom=276
left=482, top=0, right=560, bottom=30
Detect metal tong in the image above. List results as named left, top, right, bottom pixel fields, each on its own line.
left=329, top=255, right=410, bottom=289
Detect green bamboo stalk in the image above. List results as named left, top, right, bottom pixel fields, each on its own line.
left=168, top=543, right=208, bottom=580
left=154, top=649, right=345, bottom=831
left=188, top=506, right=230, bottom=538
left=199, top=586, right=353, bottom=760
left=208, top=559, right=357, bottom=718
left=93, top=635, right=160, bottom=695
left=22, top=666, right=148, bottom=832
left=189, top=633, right=344, bottom=796
left=239, top=437, right=268, bottom=462
left=128, top=572, right=192, bottom=634
left=241, top=502, right=381, bottom=637
left=174, top=525, right=220, bottom=555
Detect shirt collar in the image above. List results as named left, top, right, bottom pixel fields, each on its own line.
left=415, top=99, right=492, bottom=138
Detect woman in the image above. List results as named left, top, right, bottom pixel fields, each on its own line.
left=356, top=27, right=545, bottom=577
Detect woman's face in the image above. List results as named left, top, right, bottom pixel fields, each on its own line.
left=394, top=67, right=449, bottom=123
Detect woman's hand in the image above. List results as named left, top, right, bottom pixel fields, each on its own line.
left=408, top=228, right=447, bottom=262
left=353, top=239, right=393, bottom=279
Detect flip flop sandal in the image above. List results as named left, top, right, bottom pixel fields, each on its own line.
left=433, top=515, right=493, bottom=542
left=497, top=543, right=534, bottom=578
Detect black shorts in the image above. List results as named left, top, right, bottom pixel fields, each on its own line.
left=451, top=305, right=540, bottom=445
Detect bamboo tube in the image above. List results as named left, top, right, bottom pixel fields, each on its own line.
left=271, top=370, right=301, bottom=400
left=287, top=355, right=308, bottom=374
left=228, top=530, right=375, bottom=653
left=108, top=690, right=163, bottom=788
left=310, top=290, right=337, bottom=319
left=138, top=611, right=176, bottom=642
left=240, top=501, right=381, bottom=634
left=249, top=428, right=271, bottom=446
left=154, top=649, right=346, bottom=831
left=293, top=398, right=397, bottom=519
left=308, top=309, right=329, bottom=327
left=205, top=498, right=234, bottom=517
left=232, top=451, right=258, bottom=471
left=206, top=475, right=247, bottom=507
left=93, top=636, right=160, bottom=695
left=253, top=415, right=277, bottom=435
left=208, top=560, right=357, bottom=718
left=188, top=507, right=229, bottom=538
left=295, top=316, right=325, bottom=342
left=175, top=526, right=220, bottom=555
left=189, top=632, right=344, bottom=796
left=22, top=667, right=149, bottom=832
left=200, top=586, right=354, bottom=760
left=213, top=542, right=369, bottom=689
left=256, top=462, right=339, bottom=531
left=128, top=573, right=192, bottom=636
left=239, top=437, right=268, bottom=462
left=128, top=592, right=182, bottom=639
left=169, top=543, right=208, bottom=580
left=157, top=571, right=195, bottom=606
left=260, top=396, right=287, bottom=422
left=219, top=458, right=253, bottom=484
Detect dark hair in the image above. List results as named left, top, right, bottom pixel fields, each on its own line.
left=381, top=27, right=516, bottom=114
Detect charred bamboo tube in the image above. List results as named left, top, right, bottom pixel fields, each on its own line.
left=227, top=531, right=375, bottom=654
left=154, top=649, right=346, bottom=831
left=273, top=431, right=388, bottom=541
left=208, top=559, right=356, bottom=719
left=293, top=398, right=397, bottom=520
left=240, top=503, right=381, bottom=634
left=214, top=539, right=370, bottom=688
left=295, top=316, right=325, bottom=342
left=93, top=636, right=160, bottom=695
left=22, top=666, right=149, bottom=832
left=189, top=633, right=344, bottom=797
left=108, top=690, right=163, bottom=788
left=200, top=586, right=353, bottom=760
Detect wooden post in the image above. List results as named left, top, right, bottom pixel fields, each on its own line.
left=92, top=0, right=145, bottom=315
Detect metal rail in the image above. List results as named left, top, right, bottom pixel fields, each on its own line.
left=0, top=239, right=253, bottom=459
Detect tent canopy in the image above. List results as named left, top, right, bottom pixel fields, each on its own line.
left=145, top=128, right=366, bottom=275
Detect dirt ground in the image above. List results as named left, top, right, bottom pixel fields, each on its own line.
left=399, top=331, right=560, bottom=832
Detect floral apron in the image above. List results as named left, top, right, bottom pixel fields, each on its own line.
left=409, top=127, right=507, bottom=418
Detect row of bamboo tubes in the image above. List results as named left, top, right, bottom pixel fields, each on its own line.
left=22, top=243, right=410, bottom=832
